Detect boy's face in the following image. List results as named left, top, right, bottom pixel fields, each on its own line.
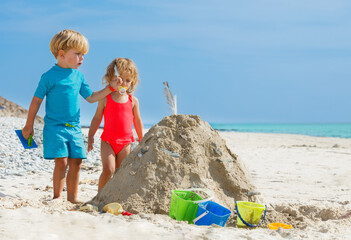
left=57, top=49, right=84, bottom=69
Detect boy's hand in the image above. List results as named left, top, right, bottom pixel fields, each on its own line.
left=88, top=136, right=94, bottom=152
left=110, top=77, right=120, bottom=91
left=22, top=125, right=34, bottom=140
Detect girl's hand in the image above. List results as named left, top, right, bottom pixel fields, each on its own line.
left=88, top=136, right=94, bottom=152
left=110, top=77, right=120, bottom=91
left=22, top=125, right=34, bottom=140
left=116, top=76, right=123, bottom=86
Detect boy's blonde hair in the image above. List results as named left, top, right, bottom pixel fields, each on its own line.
left=50, top=29, right=89, bottom=58
left=103, top=58, right=140, bottom=94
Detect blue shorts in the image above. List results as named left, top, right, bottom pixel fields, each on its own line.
left=43, top=124, right=87, bottom=160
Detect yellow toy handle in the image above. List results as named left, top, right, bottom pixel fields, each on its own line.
left=28, top=134, right=33, bottom=147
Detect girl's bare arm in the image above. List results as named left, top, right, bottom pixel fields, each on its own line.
left=132, top=96, right=144, bottom=142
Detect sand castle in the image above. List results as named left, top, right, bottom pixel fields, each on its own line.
left=89, top=114, right=259, bottom=214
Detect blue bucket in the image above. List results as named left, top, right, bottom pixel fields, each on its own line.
left=193, top=201, right=231, bottom=227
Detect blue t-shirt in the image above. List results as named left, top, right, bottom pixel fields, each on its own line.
left=34, top=64, right=93, bottom=126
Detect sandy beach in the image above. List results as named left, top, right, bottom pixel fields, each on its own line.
left=1, top=116, right=350, bottom=240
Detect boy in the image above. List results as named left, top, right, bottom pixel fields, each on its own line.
left=22, top=29, right=118, bottom=203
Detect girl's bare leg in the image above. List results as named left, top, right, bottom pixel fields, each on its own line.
left=98, top=141, right=116, bottom=192
left=116, top=144, right=131, bottom=168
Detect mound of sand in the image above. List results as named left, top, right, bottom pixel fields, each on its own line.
left=0, top=96, right=43, bottom=123
left=89, top=114, right=259, bottom=214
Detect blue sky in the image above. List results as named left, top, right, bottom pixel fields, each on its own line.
left=0, top=0, right=350, bottom=125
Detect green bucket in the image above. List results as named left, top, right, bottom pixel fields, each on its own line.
left=235, top=201, right=267, bottom=228
left=169, top=189, right=213, bottom=224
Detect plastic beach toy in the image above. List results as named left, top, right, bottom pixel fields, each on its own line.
left=15, top=130, right=38, bottom=149
left=103, top=203, right=124, bottom=216
left=234, top=201, right=267, bottom=228
left=193, top=201, right=231, bottom=227
left=268, top=222, right=293, bottom=230
left=169, top=188, right=214, bottom=224
left=79, top=204, right=98, bottom=212
left=102, top=203, right=134, bottom=216
left=118, top=86, right=127, bottom=95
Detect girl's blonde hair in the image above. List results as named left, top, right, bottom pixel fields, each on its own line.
left=103, top=58, right=140, bottom=94
left=50, top=29, right=89, bottom=58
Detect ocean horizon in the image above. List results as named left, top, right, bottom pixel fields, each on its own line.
left=210, top=123, right=351, bottom=139
left=81, top=123, right=351, bottom=139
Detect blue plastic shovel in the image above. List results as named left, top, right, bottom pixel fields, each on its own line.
left=15, top=130, right=38, bottom=149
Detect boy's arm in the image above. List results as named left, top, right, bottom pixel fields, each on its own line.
left=85, top=78, right=119, bottom=103
left=88, top=99, right=106, bottom=152
left=132, top=96, right=144, bottom=142
left=85, top=86, right=112, bottom=103
left=22, top=96, right=43, bottom=140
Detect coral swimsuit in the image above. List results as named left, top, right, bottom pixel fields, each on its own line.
left=100, top=94, right=134, bottom=154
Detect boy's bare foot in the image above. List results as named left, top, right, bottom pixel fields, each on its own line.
left=69, top=199, right=84, bottom=205
left=42, top=196, right=63, bottom=205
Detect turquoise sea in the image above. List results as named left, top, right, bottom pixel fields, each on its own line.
left=142, top=123, right=351, bottom=139
left=209, top=123, right=351, bottom=139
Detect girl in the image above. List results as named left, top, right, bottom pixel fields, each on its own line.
left=88, top=58, right=144, bottom=191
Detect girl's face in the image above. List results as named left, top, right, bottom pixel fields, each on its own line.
left=118, top=72, right=133, bottom=88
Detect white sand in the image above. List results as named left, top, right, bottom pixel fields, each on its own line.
left=0, top=117, right=350, bottom=240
